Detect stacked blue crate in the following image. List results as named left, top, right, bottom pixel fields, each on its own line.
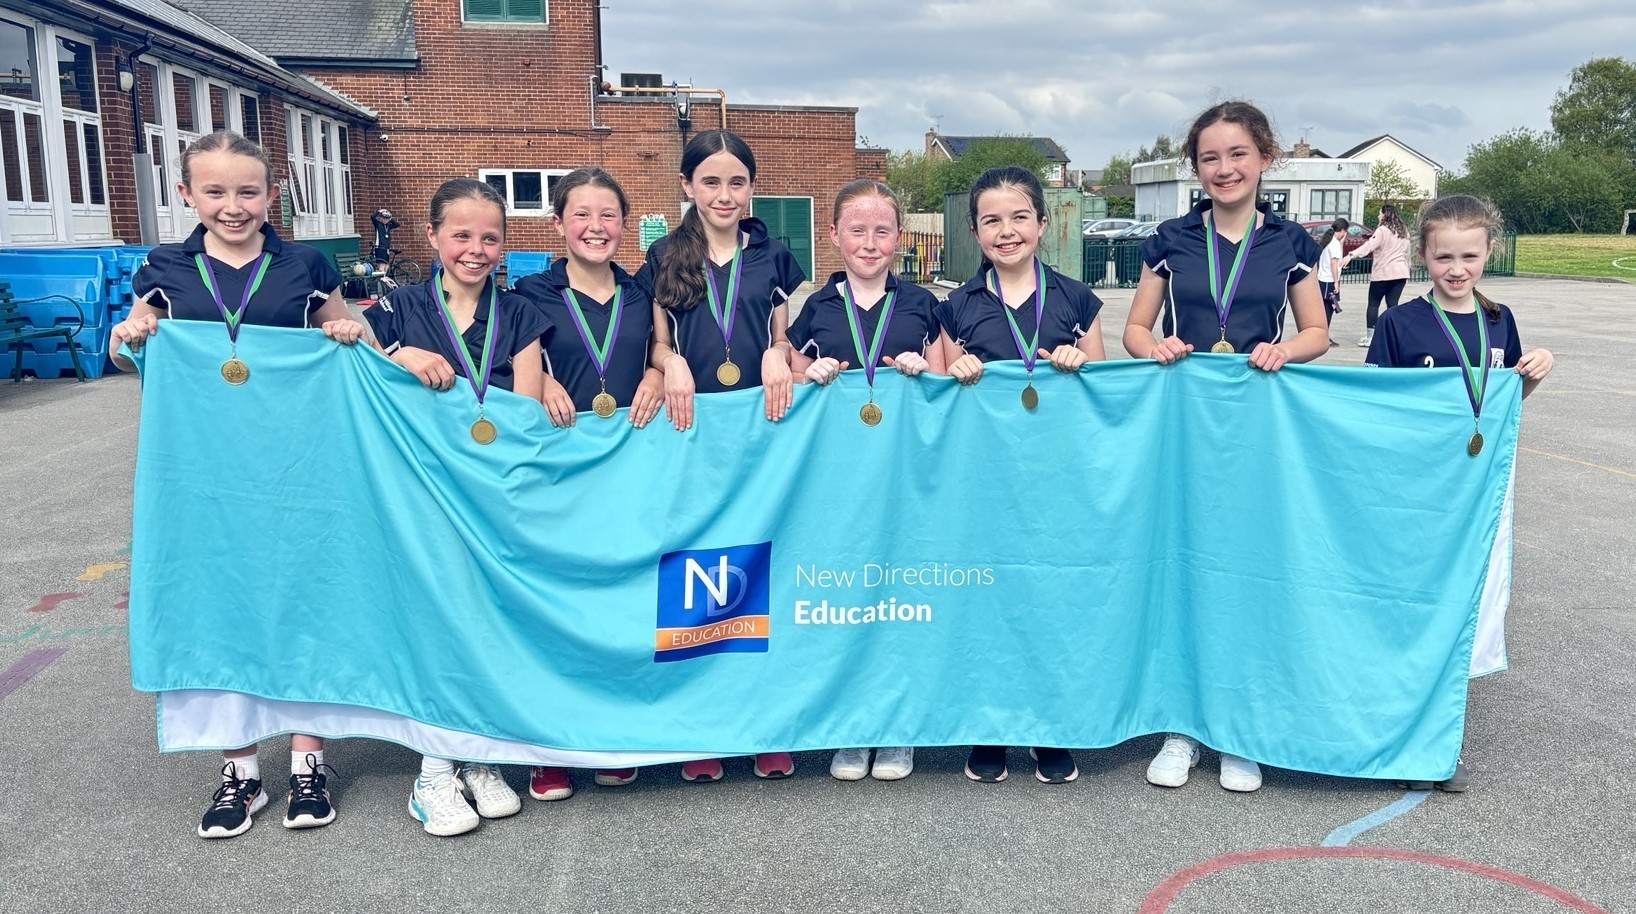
left=0, top=252, right=108, bottom=379
left=503, top=251, right=553, bottom=288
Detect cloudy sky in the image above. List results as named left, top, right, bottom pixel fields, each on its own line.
left=601, top=1, right=1636, bottom=173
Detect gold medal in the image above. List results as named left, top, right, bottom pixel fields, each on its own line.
left=592, top=391, right=617, bottom=418
left=717, top=359, right=740, bottom=386
left=1021, top=383, right=1039, bottom=411
left=221, top=357, right=249, bottom=385
left=471, top=417, right=496, bottom=445
left=860, top=401, right=882, bottom=426
left=1210, top=340, right=1234, bottom=354
left=1467, top=431, right=1484, bottom=456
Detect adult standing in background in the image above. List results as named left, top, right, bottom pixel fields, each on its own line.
left=1344, top=203, right=1410, bottom=348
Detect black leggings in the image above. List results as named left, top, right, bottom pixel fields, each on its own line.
left=1366, top=279, right=1406, bottom=329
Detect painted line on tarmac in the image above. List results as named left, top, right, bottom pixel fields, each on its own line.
left=24, top=592, right=85, bottom=614
left=1519, top=446, right=1636, bottom=480
left=1137, top=847, right=1612, bottom=914
left=1321, top=790, right=1429, bottom=846
left=115, top=592, right=128, bottom=611
left=76, top=561, right=128, bottom=582
left=0, top=648, right=68, bottom=703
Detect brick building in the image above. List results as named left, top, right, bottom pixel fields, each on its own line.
left=1, top=0, right=373, bottom=264
left=3, top=0, right=874, bottom=282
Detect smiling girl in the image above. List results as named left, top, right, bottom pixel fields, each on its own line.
left=111, top=130, right=366, bottom=840
left=1122, top=101, right=1328, bottom=795
left=638, top=129, right=806, bottom=433
left=363, top=178, right=549, bottom=835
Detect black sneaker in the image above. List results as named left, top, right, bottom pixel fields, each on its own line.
left=197, top=763, right=268, bottom=839
left=964, top=745, right=1008, bottom=782
left=1436, top=758, right=1469, bottom=793
left=1031, top=747, right=1079, bottom=784
left=284, top=755, right=338, bottom=829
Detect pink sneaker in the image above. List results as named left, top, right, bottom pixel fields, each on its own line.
left=594, top=768, right=638, bottom=786
left=528, top=766, right=573, bottom=801
left=681, top=758, right=724, bottom=782
left=753, top=752, right=795, bottom=779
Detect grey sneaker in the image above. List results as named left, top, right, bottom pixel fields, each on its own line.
left=829, top=748, right=871, bottom=781
left=1146, top=735, right=1199, bottom=787
left=870, top=747, right=914, bottom=781
left=1436, top=757, right=1469, bottom=793
left=462, top=763, right=521, bottom=819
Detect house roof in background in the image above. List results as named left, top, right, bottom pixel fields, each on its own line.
left=936, top=134, right=1070, bottom=163
left=1339, top=134, right=1443, bottom=169
left=167, top=0, right=417, bottom=65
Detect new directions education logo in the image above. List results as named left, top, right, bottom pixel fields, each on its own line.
left=654, top=541, right=772, bottom=663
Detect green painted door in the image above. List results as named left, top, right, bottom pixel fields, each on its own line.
left=751, top=196, right=815, bottom=281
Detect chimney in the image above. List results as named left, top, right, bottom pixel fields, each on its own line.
left=1293, top=138, right=1312, bottom=159
left=925, top=129, right=936, bottom=159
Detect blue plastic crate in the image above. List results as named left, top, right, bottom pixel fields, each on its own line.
left=0, top=252, right=107, bottom=328
left=504, top=251, right=554, bottom=287
left=21, top=345, right=104, bottom=380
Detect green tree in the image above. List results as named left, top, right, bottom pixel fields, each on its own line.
left=934, top=136, right=1051, bottom=201
left=1136, top=135, right=1178, bottom=163
left=885, top=150, right=944, bottom=213
left=1445, top=128, right=1633, bottom=233
left=1444, top=128, right=1555, bottom=232
left=1551, top=56, right=1636, bottom=165
left=1098, top=153, right=1134, bottom=217
left=1365, top=159, right=1427, bottom=203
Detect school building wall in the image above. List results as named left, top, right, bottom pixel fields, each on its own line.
left=293, top=0, right=866, bottom=282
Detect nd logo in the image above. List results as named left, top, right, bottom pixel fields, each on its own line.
left=655, top=541, right=772, bottom=662
left=684, top=554, right=750, bottom=618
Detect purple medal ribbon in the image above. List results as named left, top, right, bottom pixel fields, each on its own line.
left=840, top=280, right=898, bottom=388
left=193, top=252, right=271, bottom=344
left=702, top=247, right=744, bottom=356
left=988, top=258, right=1047, bottom=371
left=430, top=269, right=501, bottom=408
left=561, top=286, right=624, bottom=384
left=1203, top=209, right=1258, bottom=336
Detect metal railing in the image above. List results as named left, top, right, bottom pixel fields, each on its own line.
left=899, top=231, right=944, bottom=284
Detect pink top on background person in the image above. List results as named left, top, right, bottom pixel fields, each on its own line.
left=1349, top=224, right=1410, bottom=281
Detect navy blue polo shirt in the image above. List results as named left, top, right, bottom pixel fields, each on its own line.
left=1366, top=295, right=1522, bottom=370
left=1140, top=200, right=1321, bottom=350
left=933, top=262, right=1103, bottom=363
left=365, top=275, right=552, bottom=394
left=789, top=272, right=941, bottom=368
left=514, top=259, right=654, bottom=410
left=133, top=224, right=341, bottom=328
left=635, top=217, right=806, bottom=393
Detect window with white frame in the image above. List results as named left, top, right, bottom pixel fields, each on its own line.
left=0, top=14, right=111, bottom=244
left=479, top=168, right=569, bottom=216
left=1310, top=189, right=1352, bottom=222
left=286, top=106, right=354, bottom=237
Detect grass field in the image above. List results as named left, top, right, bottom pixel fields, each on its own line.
left=1515, top=233, right=1636, bottom=281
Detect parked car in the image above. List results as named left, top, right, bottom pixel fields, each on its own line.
left=1083, top=218, right=1139, bottom=237
left=1301, top=220, right=1373, bottom=256
left=1108, top=221, right=1160, bottom=240
left=1108, top=222, right=1161, bottom=284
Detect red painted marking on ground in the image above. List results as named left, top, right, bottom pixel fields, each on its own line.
left=115, top=592, right=129, bottom=611
left=25, top=592, right=84, bottom=614
left=0, top=648, right=68, bottom=703
left=1138, top=846, right=1610, bottom=914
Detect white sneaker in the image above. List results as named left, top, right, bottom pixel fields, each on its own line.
left=1219, top=754, right=1263, bottom=792
left=409, top=772, right=479, bottom=836
left=1357, top=330, right=1373, bottom=347
left=871, top=747, right=914, bottom=781
left=462, top=763, right=522, bottom=819
left=830, top=748, right=871, bottom=781
left=1146, top=735, right=1200, bottom=787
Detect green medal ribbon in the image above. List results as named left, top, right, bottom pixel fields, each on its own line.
left=1203, top=209, right=1258, bottom=339
left=431, top=269, right=501, bottom=409
left=562, top=285, right=625, bottom=384
left=193, top=252, right=272, bottom=345
left=987, top=257, right=1048, bottom=371
left=702, top=245, right=744, bottom=356
left=1426, top=291, right=1491, bottom=428
left=839, top=281, right=897, bottom=388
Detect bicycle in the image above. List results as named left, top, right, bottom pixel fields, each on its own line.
left=351, top=209, right=423, bottom=300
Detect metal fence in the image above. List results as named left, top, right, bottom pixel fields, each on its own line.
left=898, top=230, right=944, bottom=284
left=1076, top=231, right=1518, bottom=289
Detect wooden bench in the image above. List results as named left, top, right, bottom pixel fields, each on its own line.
left=0, top=281, right=86, bottom=382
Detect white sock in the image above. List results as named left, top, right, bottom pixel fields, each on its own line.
left=292, top=750, right=324, bottom=776
left=420, top=756, right=456, bottom=781
left=224, top=754, right=260, bottom=782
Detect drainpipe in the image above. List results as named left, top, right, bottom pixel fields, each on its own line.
left=127, top=36, right=159, bottom=245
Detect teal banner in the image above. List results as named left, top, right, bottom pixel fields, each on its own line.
left=129, top=321, right=1520, bottom=780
